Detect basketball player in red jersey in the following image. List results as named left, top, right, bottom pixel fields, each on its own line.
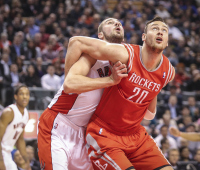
left=37, top=18, right=127, bottom=170
left=65, top=17, right=175, bottom=170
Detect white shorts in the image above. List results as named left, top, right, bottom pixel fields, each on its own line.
left=38, top=109, right=93, bottom=170
left=2, top=150, right=18, bottom=170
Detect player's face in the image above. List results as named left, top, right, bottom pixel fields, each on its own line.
left=143, top=21, right=168, bottom=53
left=101, top=18, right=124, bottom=43
left=15, top=87, right=30, bottom=108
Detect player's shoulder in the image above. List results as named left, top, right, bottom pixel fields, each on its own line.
left=0, top=107, right=14, bottom=122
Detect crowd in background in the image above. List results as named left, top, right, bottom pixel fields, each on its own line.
left=0, top=0, right=200, bottom=169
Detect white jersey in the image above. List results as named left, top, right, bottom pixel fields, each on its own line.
left=1, top=104, right=29, bottom=152
left=48, top=60, right=110, bottom=127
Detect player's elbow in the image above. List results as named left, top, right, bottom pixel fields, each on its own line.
left=63, top=78, right=76, bottom=94
left=68, top=37, right=81, bottom=48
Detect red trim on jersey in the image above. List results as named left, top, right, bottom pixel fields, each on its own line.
left=50, top=90, right=78, bottom=114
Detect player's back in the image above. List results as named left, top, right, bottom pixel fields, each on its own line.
left=1, top=104, right=29, bottom=152
left=93, top=44, right=174, bottom=135
left=48, top=60, right=111, bottom=127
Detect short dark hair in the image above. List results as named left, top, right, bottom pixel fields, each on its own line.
left=14, top=84, right=29, bottom=95
left=161, top=137, right=168, bottom=145
left=144, top=16, right=167, bottom=33
left=160, top=124, right=169, bottom=130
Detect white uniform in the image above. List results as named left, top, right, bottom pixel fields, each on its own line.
left=1, top=104, right=29, bottom=170
left=38, top=60, right=110, bottom=170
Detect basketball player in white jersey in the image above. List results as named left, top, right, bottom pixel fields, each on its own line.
left=0, top=85, right=30, bottom=170
left=37, top=18, right=127, bottom=170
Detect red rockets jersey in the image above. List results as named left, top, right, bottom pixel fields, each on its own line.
left=92, top=44, right=174, bottom=135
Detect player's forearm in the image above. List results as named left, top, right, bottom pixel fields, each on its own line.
left=0, top=143, right=4, bottom=162
left=16, top=139, right=29, bottom=163
left=147, top=96, right=157, bottom=113
left=180, top=132, right=200, bottom=141
left=64, top=75, right=115, bottom=94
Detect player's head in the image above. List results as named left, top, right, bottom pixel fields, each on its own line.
left=98, top=18, right=124, bottom=43
left=14, top=84, right=30, bottom=108
left=142, top=16, right=168, bottom=53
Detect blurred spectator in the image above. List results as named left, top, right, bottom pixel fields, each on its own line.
left=15, top=57, right=26, bottom=76
left=39, top=24, right=50, bottom=43
left=9, top=35, right=26, bottom=63
left=173, top=63, right=190, bottom=90
left=12, top=149, right=31, bottom=170
left=160, top=137, right=170, bottom=157
left=0, top=53, right=10, bottom=77
left=166, top=95, right=181, bottom=119
left=155, top=1, right=170, bottom=19
left=25, top=40, right=41, bottom=61
left=187, top=69, right=200, bottom=91
left=179, top=146, right=193, bottom=162
left=177, top=106, right=192, bottom=129
left=0, top=32, right=11, bottom=51
left=41, top=43, right=57, bottom=62
left=28, top=17, right=39, bottom=38
left=187, top=96, right=200, bottom=121
left=168, top=149, right=180, bottom=170
left=26, top=145, right=40, bottom=170
left=154, top=125, right=178, bottom=149
left=194, top=149, right=200, bottom=169
left=34, top=57, right=46, bottom=78
left=23, top=64, right=41, bottom=87
left=166, top=18, right=184, bottom=41
left=156, top=109, right=178, bottom=131
left=164, top=86, right=182, bottom=107
left=34, top=33, right=46, bottom=51
left=12, top=16, right=23, bottom=34
left=184, top=124, right=200, bottom=155
left=41, top=65, right=61, bottom=90
left=7, top=24, right=15, bottom=42
left=53, top=59, right=64, bottom=77
left=23, top=0, right=37, bottom=17
left=48, top=34, right=61, bottom=51
left=173, top=37, right=186, bottom=56
left=179, top=47, right=195, bottom=68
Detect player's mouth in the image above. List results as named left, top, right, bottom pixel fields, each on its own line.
left=156, top=37, right=163, bottom=43
left=115, top=27, right=121, bottom=32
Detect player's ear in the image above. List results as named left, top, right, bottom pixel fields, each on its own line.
left=14, top=94, right=17, bottom=101
left=142, top=33, right=146, bottom=42
left=98, top=32, right=104, bottom=39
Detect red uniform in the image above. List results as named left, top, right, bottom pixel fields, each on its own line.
left=86, top=44, right=174, bottom=170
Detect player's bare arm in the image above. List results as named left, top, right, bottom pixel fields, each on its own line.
left=16, top=131, right=30, bottom=170
left=0, top=108, right=14, bottom=170
left=65, top=36, right=129, bottom=75
left=144, top=96, right=157, bottom=120
left=64, top=54, right=128, bottom=94
left=170, top=127, right=200, bottom=141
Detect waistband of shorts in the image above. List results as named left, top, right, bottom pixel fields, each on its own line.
left=57, top=112, right=85, bottom=132
left=90, top=114, right=142, bottom=136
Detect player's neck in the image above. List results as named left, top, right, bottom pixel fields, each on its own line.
left=141, top=45, right=162, bottom=71
left=16, top=103, right=25, bottom=115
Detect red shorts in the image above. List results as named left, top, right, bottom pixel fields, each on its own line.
left=37, top=108, right=58, bottom=170
left=86, top=121, right=171, bottom=170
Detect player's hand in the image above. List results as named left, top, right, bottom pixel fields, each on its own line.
left=169, top=127, right=180, bottom=137
left=0, top=160, right=6, bottom=170
left=110, top=61, right=128, bottom=85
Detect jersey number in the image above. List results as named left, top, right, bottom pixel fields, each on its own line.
left=13, top=131, right=20, bottom=140
left=127, top=87, right=149, bottom=103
